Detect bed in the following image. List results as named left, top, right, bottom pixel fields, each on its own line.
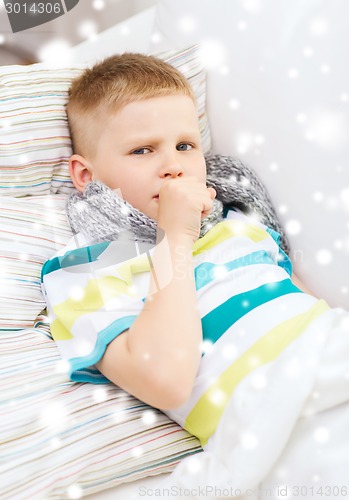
left=1, top=1, right=348, bottom=499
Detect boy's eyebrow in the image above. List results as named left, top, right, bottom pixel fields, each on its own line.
left=124, top=131, right=201, bottom=146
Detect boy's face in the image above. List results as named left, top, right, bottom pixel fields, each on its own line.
left=69, top=94, right=206, bottom=221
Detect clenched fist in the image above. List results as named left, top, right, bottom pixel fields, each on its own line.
left=156, top=177, right=216, bottom=243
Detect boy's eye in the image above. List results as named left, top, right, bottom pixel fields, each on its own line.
left=131, top=147, right=151, bottom=155
left=177, top=143, right=193, bottom=151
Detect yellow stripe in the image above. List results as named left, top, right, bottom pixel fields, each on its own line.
left=51, top=276, right=136, bottom=340
left=51, top=221, right=267, bottom=341
left=184, top=299, right=330, bottom=447
left=192, top=220, right=269, bottom=256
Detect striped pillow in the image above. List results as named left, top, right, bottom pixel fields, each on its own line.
left=0, top=194, right=72, bottom=330
left=0, top=194, right=202, bottom=496
left=0, top=44, right=211, bottom=197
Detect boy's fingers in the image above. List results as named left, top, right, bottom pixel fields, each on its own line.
left=207, top=187, right=216, bottom=199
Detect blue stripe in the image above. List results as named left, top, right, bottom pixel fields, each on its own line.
left=69, top=315, right=137, bottom=383
left=41, top=241, right=111, bottom=280
left=194, top=250, right=274, bottom=291
left=201, top=278, right=302, bottom=346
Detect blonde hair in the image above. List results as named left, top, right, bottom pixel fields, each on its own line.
left=66, top=52, right=196, bottom=160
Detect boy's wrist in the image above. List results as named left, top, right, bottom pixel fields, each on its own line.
left=156, top=226, right=194, bottom=248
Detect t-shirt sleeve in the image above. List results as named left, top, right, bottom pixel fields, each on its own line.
left=224, top=207, right=293, bottom=277
left=41, top=238, right=151, bottom=384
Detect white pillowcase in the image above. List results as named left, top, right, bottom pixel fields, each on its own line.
left=150, top=0, right=349, bottom=309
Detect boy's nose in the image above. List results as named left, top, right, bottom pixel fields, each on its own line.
left=160, top=160, right=183, bottom=178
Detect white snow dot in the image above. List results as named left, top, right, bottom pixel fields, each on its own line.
left=307, top=110, right=346, bottom=149
left=303, top=46, right=314, bottom=57
left=120, top=25, right=130, bottom=36
left=69, top=286, right=85, bottom=301
left=313, top=191, right=324, bottom=202
left=93, top=387, right=108, bottom=403
left=288, top=68, right=299, bottom=79
left=240, top=176, right=250, bottom=187
left=131, top=446, right=144, bottom=457
left=340, top=93, right=348, bottom=102
left=285, top=219, right=302, bottom=235
left=78, top=20, right=98, bottom=40
left=185, top=456, right=202, bottom=474
left=316, top=249, right=332, bottom=265
left=241, top=0, right=262, bottom=14
left=92, top=0, right=105, bottom=10
left=320, top=64, right=330, bottom=74
left=309, top=18, right=328, bottom=36
left=128, top=285, right=138, bottom=295
left=237, top=21, right=247, bottom=30
left=209, top=388, right=227, bottom=406
left=67, top=484, right=83, bottom=499
left=305, top=130, right=315, bottom=141
left=200, top=340, right=214, bottom=355
left=270, top=162, right=279, bottom=171
left=250, top=373, right=267, bottom=390
left=221, top=343, right=237, bottom=360
left=142, top=410, right=157, bottom=425
left=236, top=131, right=253, bottom=154
left=50, top=437, right=62, bottom=449
left=220, top=65, right=230, bottom=75
left=213, top=265, right=229, bottom=280
left=55, top=360, right=70, bottom=374
left=178, top=16, right=197, bottom=33
left=40, top=401, right=68, bottom=429
left=340, top=188, right=349, bottom=209
left=151, top=32, right=162, bottom=44
left=296, top=113, right=307, bottom=123
left=241, top=431, right=258, bottom=449
left=313, top=427, right=330, bottom=443
left=255, top=134, right=265, bottom=145
left=313, top=474, right=320, bottom=482
left=0, top=118, right=11, bottom=128
left=199, top=39, right=227, bottom=70
left=37, top=38, right=72, bottom=66
left=229, top=99, right=240, bottom=110
left=339, top=315, right=349, bottom=331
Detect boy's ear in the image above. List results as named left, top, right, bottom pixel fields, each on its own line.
left=69, top=154, right=94, bottom=192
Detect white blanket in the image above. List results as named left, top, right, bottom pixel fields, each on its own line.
left=143, top=305, right=349, bottom=500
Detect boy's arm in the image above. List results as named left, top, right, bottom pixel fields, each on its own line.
left=291, top=272, right=317, bottom=297
left=96, top=232, right=202, bottom=410
left=96, top=177, right=215, bottom=410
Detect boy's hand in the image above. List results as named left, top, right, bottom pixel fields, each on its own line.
left=157, top=177, right=216, bottom=243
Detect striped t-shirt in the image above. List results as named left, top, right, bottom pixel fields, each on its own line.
left=41, top=208, right=330, bottom=447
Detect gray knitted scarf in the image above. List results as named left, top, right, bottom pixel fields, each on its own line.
left=66, top=154, right=290, bottom=255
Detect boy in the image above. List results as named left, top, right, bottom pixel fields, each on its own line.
left=42, top=52, right=324, bottom=448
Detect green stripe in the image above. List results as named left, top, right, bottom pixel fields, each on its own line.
left=202, top=278, right=302, bottom=345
